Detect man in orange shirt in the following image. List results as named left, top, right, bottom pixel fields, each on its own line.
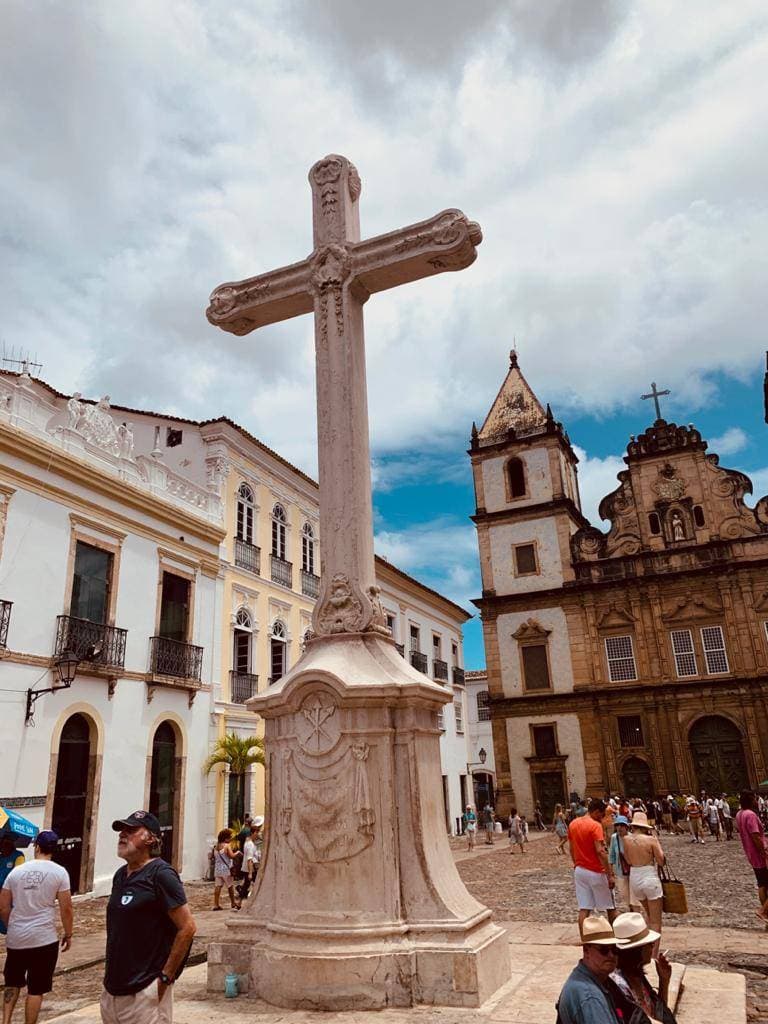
left=568, top=798, right=616, bottom=933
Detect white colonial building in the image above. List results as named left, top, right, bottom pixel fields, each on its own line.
left=0, top=369, right=225, bottom=895
left=0, top=369, right=479, bottom=895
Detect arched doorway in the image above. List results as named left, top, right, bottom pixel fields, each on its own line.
left=689, top=715, right=749, bottom=795
left=51, top=713, right=91, bottom=893
left=149, top=722, right=177, bottom=864
left=621, top=756, right=653, bottom=801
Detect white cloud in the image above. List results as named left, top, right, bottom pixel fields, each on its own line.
left=375, top=518, right=479, bottom=612
left=709, top=426, right=748, bottom=456
left=1, top=1, right=767, bottom=473
left=572, top=446, right=625, bottom=525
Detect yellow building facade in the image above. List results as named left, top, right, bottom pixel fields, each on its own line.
left=202, top=420, right=320, bottom=830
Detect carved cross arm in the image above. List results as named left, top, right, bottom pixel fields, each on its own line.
left=350, top=209, right=483, bottom=295
left=206, top=259, right=313, bottom=335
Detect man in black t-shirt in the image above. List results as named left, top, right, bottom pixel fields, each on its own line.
left=100, top=811, right=196, bottom=1024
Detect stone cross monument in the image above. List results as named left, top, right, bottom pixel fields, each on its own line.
left=206, top=155, right=509, bottom=1009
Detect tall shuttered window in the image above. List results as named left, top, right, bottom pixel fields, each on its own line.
left=701, top=625, right=729, bottom=674
left=521, top=644, right=551, bottom=692
left=604, top=635, right=637, bottom=682
left=670, top=629, right=697, bottom=677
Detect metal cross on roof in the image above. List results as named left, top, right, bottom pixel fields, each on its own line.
left=641, top=381, right=671, bottom=421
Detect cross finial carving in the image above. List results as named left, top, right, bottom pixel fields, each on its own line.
left=641, top=381, right=671, bottom=422
left=206, top=155, right=482, bottom=639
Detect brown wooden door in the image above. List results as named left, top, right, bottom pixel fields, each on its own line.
left=533, top=771, right=565, bottom=821
left=689, top=716, right=749, bottom=795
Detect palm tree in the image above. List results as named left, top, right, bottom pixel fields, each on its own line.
left=204, top=733, right=265, bottom=827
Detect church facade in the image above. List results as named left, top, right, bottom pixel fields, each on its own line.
left=470, top=354, right=768, bottom=820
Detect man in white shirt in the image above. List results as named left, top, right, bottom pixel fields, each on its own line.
left=0, top=830, right=72, bottom=1024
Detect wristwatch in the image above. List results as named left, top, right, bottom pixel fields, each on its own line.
left=159, top=973, right=174, bottom=985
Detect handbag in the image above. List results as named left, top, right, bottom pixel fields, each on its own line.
left=659, top=858, right=688, bottom=914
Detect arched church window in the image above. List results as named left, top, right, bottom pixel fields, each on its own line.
left=272, top=503, right=287, bottom=560
left=236, top=483, right=255, bottom=544
left=648, top=512, right=661, bottom=535
left=693, top=505, right=705, bottom=528
left=507, top=458, right=526, bottom=499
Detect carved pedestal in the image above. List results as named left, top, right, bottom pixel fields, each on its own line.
left=207, top=633, right=510, bottom=1010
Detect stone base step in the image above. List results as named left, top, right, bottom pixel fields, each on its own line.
left=44, top=948, right=746, bottom=1024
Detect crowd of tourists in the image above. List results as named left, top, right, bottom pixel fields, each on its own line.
left=555, top=789, right=768, bottom=1022
left=209, top=814, right=264, bottom=911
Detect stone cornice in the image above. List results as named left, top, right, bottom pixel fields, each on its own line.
left=471, top=496, right=589, bottom=529
left=487, top=674, right=768, bottom=717
left=473, top=552, right=768, bottom=612
left=0, top=420, right=226, bottom=547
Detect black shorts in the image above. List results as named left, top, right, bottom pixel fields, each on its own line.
left=754, top=867, right=768, bottom=889
left=3, top=942, right=59, bottom=995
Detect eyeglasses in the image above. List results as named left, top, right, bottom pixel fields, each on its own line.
left=591, top=945, right=619, bottom=957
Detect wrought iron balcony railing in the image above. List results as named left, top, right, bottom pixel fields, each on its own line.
left=230, top=671, right=259, bottom=704
left=395, top=643, right=405, bottom=657
left=234, top=538, right=261, bottom=575
left=271, top=555, right=293, bottom=589
left=55, top=615, right=127, bottom=669
left=150, top=636, right=203, bottom=681
left=301, top=570, right=320, bottom=599
left=0, top=600, right=11, bottom=648
left=410, top=650, right=428, bottom=674
left=433, top=658, right=448, bottom=682
left=452, top=667, right=465, bottom=686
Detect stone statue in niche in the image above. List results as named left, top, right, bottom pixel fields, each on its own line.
left=670, top=510, right=686, bottom=541
left=67, top=392, right=84, bottom=429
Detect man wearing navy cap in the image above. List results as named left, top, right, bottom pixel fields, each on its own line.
left=0, top=830, right=72, bottom=1024
left=100, top=811, right=196, bottom=1024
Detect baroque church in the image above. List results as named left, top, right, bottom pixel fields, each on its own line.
left=470, top=353, right=768, bottom=820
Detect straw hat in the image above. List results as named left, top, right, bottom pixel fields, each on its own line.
left=613, top=912, right=660, bottom=949
left=630, top=812, right=653, bottom=830
left=580, top=915, right=618, bottom=946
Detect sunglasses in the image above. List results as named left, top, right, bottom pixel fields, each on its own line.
left=591, top=945, right=619, bottom=957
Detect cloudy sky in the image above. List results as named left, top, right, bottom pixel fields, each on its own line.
left=3, top=1, right=768, bottom=666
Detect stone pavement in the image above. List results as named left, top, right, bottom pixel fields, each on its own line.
left=44, top=928, right=746, bottom=1024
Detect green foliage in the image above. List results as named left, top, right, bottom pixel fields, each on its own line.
left=203, top=732, right=265, bottom=775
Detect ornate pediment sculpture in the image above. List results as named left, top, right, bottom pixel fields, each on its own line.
left=597, top=605, right=636, bottom=629
left=661, top=593, right=723, bottom=622
left=512, top=618, right=551, bottom=641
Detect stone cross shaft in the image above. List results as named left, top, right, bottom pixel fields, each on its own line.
left=207, top=154, right=482, bottom=637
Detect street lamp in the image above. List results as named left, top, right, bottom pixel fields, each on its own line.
left=25, top=650, right=80, bottom=726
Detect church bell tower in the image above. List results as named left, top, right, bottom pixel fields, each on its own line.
left=469, top=352, right=588, bottom=816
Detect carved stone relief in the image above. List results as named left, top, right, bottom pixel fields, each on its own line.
left=297, top=692, right=340, bottom=755
left=281, top=728, right=376, bottom=863
left=315, top=573, right=366, bottom=635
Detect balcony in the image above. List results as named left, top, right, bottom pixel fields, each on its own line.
left=410, top=650, right=428, bottom=674
left=150, top=636, right=203, bottom=682
left=271, top=555, right=293, bottom=589
left=0, top=600, right=11, bottom=648
left=395, top=643, right=405, bottom=657
left=433, top=658, right=449, bottom=683
left=234, top=539, right=260, bottom=575
left=55, top=615, right=127, bottom=670
left=230, top=671, right=259, bottom=704
left=301, top=570, right=320, bottom=599
left=453, top=666, right=465, bottom=686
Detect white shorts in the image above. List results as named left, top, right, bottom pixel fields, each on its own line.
left=629, top=864, right=663, bottom=902
left=573, top=866, right=614, bottom=911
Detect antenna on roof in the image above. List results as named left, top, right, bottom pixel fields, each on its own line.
left=1, top=344, right=43, bottom=378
